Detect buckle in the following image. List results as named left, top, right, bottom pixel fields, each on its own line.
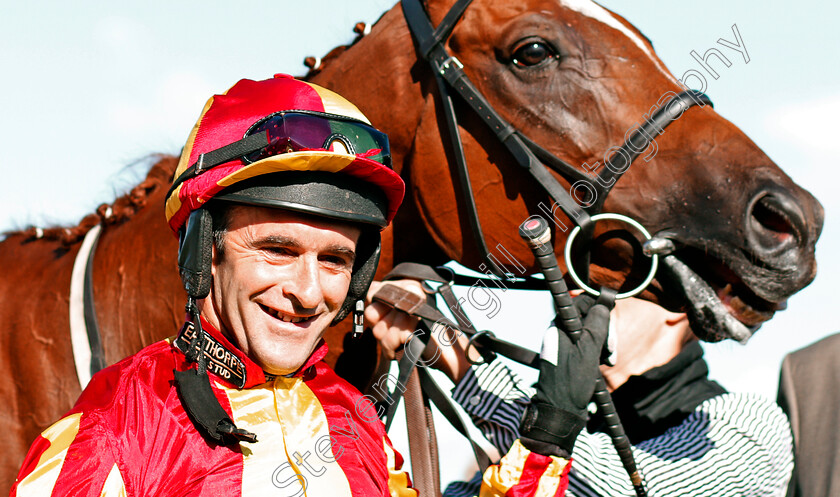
left=194, top=154, right=207, bottom=174
left=353, top=300, right=365, bottom=337
left=437, top=55, right=464, bottom=75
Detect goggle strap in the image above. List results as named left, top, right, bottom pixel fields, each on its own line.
left=196, top=132, right=269, bottom=174
left=167, top=132, right=269, bottom=201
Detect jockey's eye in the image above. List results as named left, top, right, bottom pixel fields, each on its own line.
left=511, top=40, right=556, bottom=67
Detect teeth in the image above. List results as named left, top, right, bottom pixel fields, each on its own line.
left=716, top=283, right=775, bottom=326
left=261, top=304, right=308, bottom=323
left=279, top=314, right=304, bottom=323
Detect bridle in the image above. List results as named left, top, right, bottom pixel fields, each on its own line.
left=401, top=0, right=712, bottom=281
left=398, top=0, right=713, bottom=494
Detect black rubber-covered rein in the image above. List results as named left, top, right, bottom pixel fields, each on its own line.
left=400, top=0, right=712, bottom=281
left=520, top=216, right=647, bottom=496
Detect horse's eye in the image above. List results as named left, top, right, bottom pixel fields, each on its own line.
left=511, top=41, right=555, bottom=67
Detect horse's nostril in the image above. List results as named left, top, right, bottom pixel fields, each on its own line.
left=748, top=193, right=801, bottom=252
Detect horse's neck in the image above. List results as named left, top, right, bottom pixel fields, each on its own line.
left=92, top=159, right=185, bottom=362
left=310, top=5, right=451, bottom=273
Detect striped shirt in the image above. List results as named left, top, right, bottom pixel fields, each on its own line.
left=445, top=360, right=794, bottom=497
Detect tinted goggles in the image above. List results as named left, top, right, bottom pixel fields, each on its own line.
left=168, top=111, right=392, bottom=203
left=243, top=111, right=391, bottom=167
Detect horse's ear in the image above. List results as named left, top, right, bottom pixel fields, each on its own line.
left=178, top=209, right=214, bottom=299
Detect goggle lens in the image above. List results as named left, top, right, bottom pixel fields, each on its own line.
left=244, top=112, right=391, bottom=167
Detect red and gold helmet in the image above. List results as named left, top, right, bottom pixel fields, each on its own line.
left=166, top=75, right=404, bottom=324
left=165, top=74, right=404, bottom=234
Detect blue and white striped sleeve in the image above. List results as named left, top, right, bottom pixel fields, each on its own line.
left=450, top=361, right=794, bottom=497
left=450, top=359, right=533, bottom=453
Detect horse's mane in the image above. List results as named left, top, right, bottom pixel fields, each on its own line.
left=302, top=18, right=386, bottom=80
left=7, top=16, right=387, bottom=247
left=9, top=155, right=178, bottom=247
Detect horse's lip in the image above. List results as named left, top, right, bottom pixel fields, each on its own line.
left=659, top=254, right=760, bottom=344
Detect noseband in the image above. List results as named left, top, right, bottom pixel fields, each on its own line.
left=401, top=0, right=712, bottom=281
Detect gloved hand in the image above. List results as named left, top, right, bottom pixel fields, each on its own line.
left=519, top=292, right=614, bottom=458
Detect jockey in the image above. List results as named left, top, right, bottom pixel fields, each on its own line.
left=11, top=75, right=581, bottom=496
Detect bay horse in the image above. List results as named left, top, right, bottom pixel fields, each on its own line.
left=0, top=0, right=822, bottom=490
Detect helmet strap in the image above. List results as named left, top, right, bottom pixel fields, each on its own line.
left=183, top=296, right=208, bottom=374
left=174, top=296, right=258, bottom=445
left=178, top=209, right=214, bottom=300
left=352, top=300, right=365, bottom=337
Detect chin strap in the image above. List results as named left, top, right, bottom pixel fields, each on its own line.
left=352, top=299, right=366, bottom=337
left=173, top=297, right=258, bottom=445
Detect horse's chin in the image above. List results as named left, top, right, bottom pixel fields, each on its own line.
left=659, top=254, right=773, bottom=344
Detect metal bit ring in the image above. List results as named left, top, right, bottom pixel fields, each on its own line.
left=564, top=213, right=658, bottom=300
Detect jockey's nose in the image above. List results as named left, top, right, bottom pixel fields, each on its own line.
left=283, top=256, right=323, bottom=311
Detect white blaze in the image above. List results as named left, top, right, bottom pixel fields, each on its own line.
left=560, top=0, right=680, bottom=84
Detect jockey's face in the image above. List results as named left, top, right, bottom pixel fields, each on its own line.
left=202, top=205, right=359, bottom=375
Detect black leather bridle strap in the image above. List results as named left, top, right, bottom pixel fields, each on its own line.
left=433, top=71, right=495, bottom=265
left=401, top=0, right=592, bottom=243
left=516, top=131, right=594, bottom=189
left=591, top=90, right=713, bottom=212
left=416, top=0, right=472, bottom=58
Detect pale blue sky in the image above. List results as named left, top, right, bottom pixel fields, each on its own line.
left=2, top=0, right=838, bottom=484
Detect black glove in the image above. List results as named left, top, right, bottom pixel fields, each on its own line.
left=519, top=291, right=614, bottom=458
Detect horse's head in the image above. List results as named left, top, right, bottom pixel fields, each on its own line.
left=310, top=0, right=823, bottom=343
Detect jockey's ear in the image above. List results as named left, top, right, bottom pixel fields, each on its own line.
left=178, top=208, right=214, bottom=300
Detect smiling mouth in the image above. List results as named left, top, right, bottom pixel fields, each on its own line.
left=258, top=304, right=316, bottom=324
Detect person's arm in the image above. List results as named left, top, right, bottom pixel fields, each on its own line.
left=11, top=411, right=126, bottom=496
left=451, top=360, right=533, bottom=453
left=367, top=280, right=582, bottom=497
